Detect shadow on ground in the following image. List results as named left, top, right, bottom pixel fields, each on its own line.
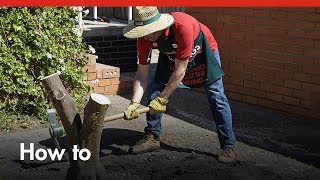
left=38, top=128, right=217, bottom=159
left=119, top=89, right=320, bottom=168
left=32, top=128, right=318, bottom=179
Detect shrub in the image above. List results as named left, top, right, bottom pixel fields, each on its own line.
left=0, top=7, right=89, bottom=130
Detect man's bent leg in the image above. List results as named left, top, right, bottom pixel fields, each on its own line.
left=144, top=80, right=166, bottom=137
left=204, top=49, right=236, bottom=162
left=131, top=80, right=165, bottom=154
left=204, top=79, right=236, bottom=149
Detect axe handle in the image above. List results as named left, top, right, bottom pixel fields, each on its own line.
left=104, top=107, right=150, bottom=122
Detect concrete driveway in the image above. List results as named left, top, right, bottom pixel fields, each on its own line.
left=0, top=90, right=319, bottom=179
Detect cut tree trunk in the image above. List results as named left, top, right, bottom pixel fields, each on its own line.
left=41, top=73, right=110, bottom=179
left=41, top=73, right=82, bottom=173
left=78, top=93, right=110, bottom=179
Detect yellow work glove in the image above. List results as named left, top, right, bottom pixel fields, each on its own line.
left=124, top=101, right=140, bottom=120
left=148, top=96, right=169, bottom=114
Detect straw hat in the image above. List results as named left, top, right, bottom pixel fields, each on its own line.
left=123, top=6, right=174, bottom=39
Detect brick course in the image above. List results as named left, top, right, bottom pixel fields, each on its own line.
left=83, top=54, right=132, bottom=95
left=83, top=33, right=137, bottom=72
left=186, top=7, right=320, bottom=119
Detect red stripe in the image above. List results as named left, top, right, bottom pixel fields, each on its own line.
left=2, top=0, right=320, bottom=7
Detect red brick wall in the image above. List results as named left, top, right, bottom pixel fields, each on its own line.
left=186, top=8, right=320, bottom=119
left=84, top=54, right=133, bottom=95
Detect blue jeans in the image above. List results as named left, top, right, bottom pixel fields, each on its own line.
left=145, top=50, right=236, bottom=149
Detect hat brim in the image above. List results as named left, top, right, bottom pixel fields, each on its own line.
left=123, top=13, right=174, bottom=39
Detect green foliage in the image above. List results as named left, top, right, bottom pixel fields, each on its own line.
left=0, top=110, right=42, bottom=133
left=0, top=7, right=89, bottom=129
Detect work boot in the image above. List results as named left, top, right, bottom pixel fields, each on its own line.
left=218, top=148, right=236, bottom=163
left=130, top=134, right=161, bottom=154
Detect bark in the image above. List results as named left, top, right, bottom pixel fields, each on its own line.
left=41, top=73, right=82, bottom=172
left=41, top=73, right=110, bottom=179
left=78, top=93, right=110, bottom=179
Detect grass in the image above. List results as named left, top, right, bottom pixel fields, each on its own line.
left=0, top=110, right=46, bottom=134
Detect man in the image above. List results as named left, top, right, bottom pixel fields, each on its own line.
left=122, top=6, right=236, bottom=163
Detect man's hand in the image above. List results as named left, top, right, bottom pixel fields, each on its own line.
left=124, top=101, right=140, bottom=120
left=148, top=97, right=169, bottom=114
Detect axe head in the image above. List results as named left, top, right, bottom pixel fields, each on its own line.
left=47, top=108, right=64, bottom=138
left=47, top=108, right=68, bottom=160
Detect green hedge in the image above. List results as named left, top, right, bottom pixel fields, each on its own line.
left=0, top=7, right=89, bottom=130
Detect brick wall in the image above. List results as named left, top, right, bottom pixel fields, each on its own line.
left=186, top=8, right=320, bottom=119
left=83, top=28, right=138, bottom=72
left=84, top=54, right=133, bottom=95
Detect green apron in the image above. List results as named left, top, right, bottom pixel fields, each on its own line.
left=155, top=24, right=224, bottom=88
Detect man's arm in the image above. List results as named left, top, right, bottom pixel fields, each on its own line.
left=131, top=64, right=150, bottom=103
left=159, top=58, right=189, bottom=99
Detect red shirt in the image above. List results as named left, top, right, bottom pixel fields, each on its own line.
left=137, top=12, right=218, bottom=65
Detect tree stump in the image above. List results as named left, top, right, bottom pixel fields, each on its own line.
left=41, top=73, right=110, bottom=179
left=41, top=73, right=82, bottom=172
left=78, top=93, right=110, bottom=179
